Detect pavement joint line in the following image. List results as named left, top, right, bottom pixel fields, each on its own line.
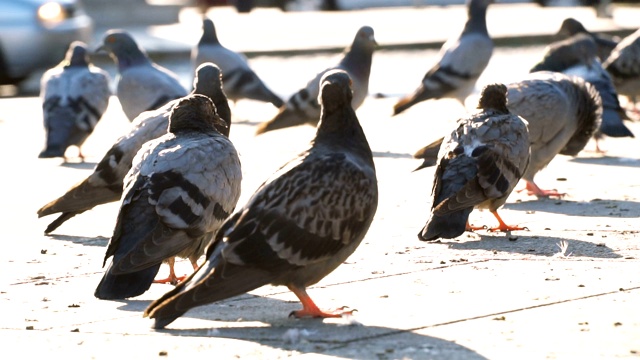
left=323, top=285, right=640, bottom=347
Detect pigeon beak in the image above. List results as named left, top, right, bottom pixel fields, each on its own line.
left=93, top=44, right=106, bottom=55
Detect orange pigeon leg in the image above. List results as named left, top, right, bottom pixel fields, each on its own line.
left=287, top=285, right=355, bottom=319
left=465, top=221, right=486, bottom=232
left=487, top=210, right=526, bottom=232
left=153, top=258, right=185, bottom=285
left=524, top=181, right=565, bottom=198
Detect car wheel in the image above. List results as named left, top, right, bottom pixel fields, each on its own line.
left=0, top=43, right=26, bottom=86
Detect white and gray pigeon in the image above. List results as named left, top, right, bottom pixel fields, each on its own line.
left=192, top=18, right=284, bottom=108
left=255, top=26, right=376, bottom=135
left=603, top=28, right=640, bottom=114
left=530, top=33, right=633, bottom=148
left=418, top=84, right=530, bottom=241
left=39, top=41, right=111, bottom=160
left=414, top=72, right=602, bottom=199
left=144, top=70, right=378, bottom=329
left=37, top=63, right=231, bottom=234
left=552, top=17, right=618, bottom=62
left=393, top=0, right=493, bottom=116
left=97, top=29, right=188, bottom=121
left=94, top=94, right=242, bottom=300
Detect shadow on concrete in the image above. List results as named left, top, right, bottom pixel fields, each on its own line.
left=114, top=295, right=489, bottom=359
left=503, top=198, right=640, bottom=218
left=60, top=161, right=98, bottom=170
left=569, top=156, right=640, bottom=168
left=446, top=234, right=622, bottom=259
left=373, top=151, right=414, bottom=159
left=45, top=234, right=109, bottom=247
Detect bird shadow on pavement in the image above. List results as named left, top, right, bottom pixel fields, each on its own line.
left=445, top=234, right=622, bottom=259
left=569, top=156, right=640, bottom=168
left=59, top=161, right=98, bottom=170
left=372, top=151, right=414, bottom=159
left=503, top=198, right=640, bottom=218
left=114, top=295, right=489, bottom=359
left=45, top=234, right=109, bottom=247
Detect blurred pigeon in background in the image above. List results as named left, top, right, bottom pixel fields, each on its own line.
left=39, top=41, right=111, bottom=160
left=94, top=94, right=242, bottom=300
left=603, top=28, right=640, bottom=115
left=393, top=0, right=493, bottom=116
left=38, top=63, right=231, bottom=234
left=192, top=18, right=284, bottom=108
left=144, top=70, right=378, bottom=329
left=255, top=26, right=376, bottom=135
left=530, top=33, right=633, bottom=150
left=418, top=84, right=530, bottom=241
left=552, top=17, right=618, bottom=62
left=97, top=30, right=188, bottom=121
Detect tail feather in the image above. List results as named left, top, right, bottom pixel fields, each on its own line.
left=144, top=253, right=275, bottom=329
left=37, top=178, right=122, bottom=219
left=418, top=209, right=472, bottom=241
left=255, top=107, right=314, bottom=135
left=94, top=262, right=161, bottom=300
left=43, top=211, right=85, bottom=234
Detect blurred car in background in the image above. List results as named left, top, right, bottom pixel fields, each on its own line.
left=0, top=0, right=93, bottom=85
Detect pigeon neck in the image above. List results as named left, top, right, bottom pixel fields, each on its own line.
left=192, top=81, right=230, bottom=136
left=340, top=45, right=373, bottom=79
left=315, top=107, right=374, bottom=164
left=463, top=2, right=489, bottom=36
left=114, top=48, right=151, bottom=71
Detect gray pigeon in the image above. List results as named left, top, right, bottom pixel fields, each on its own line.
left=94, top=94, right=242, bottom=300
left=414, top=72, right=602, bottom=199
left=37, top=63, right=231, bottom=234
left=97, top=29, right=188, bottom=121
left=192, top=18, right=284, bottom=108
left=255, top=26, right=376, bottom=135
left=39, top=41, right=111, bottom=160
left=530, top=33, right=633, bottom=148
left=144, top=70, right=378, bottom=329
left=552, top=17, right=618, bottom=62
left=418, top=84, right=530, bottom=241
left=603, top=28, right=640, bottom=114
left=393, top=0, right=493, bottom=116
left=506, top=71, right=602, bottom=197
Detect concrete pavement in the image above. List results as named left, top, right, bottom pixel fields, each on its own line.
left=1, top=2, right=640, bottom=359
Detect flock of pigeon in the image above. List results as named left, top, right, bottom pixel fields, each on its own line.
left=35, top=0, right=639, bottom=329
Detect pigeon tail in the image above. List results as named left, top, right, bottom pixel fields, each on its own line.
left=599, top=108, right=634, bottom=138
left=94, top=262, right=161, bottom=300
left=145, top=250, right=274, bottom=329
left=255, top=107, right=313, bottom=135
left=418, top=208, right=472, bottom=241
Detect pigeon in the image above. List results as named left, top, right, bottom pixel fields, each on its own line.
left=37, top=63, right=231, bottom=234
left=530, top=33, right=633, bottom=148
left=97, top=29, right=188, bottom=121
left=192, top=18, right=284, bottom=108
left=94, top=94, right=242, bottom=300
left=603, top=28, right=640, bottom=114
left=144, top=70, right=378, bottom=329
left=418, top=83, right=530, bottom=241
left=506, top=71, right=602, bottom=197
left=552, top=18, right=618, bottom=62
left=255, top=26, right=376, bottom=135
left=392, top=0, right=493, bottom=116
left=39, top=41, right=111, bottom=160
left=413, top=72, right=602, bottom=198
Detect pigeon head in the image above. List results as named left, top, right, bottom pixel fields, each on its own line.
left=531, top=33, right=598, bottom=73
left=199, top=18, right=220, bottom=46
left=477, top=83, right=509, bottom=113
left=193, top=62, right=223, bottom=96
left=318, top=70, right=353, bottom=112
left=169, top=94, right=225, bottom=134
left=97, top=30, right=149, bottom=68
left=554, top=18, right=588, bottom=41
left=65, top=41, right=89, bottom=68
left=352, top=26, right=377, bottom=51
